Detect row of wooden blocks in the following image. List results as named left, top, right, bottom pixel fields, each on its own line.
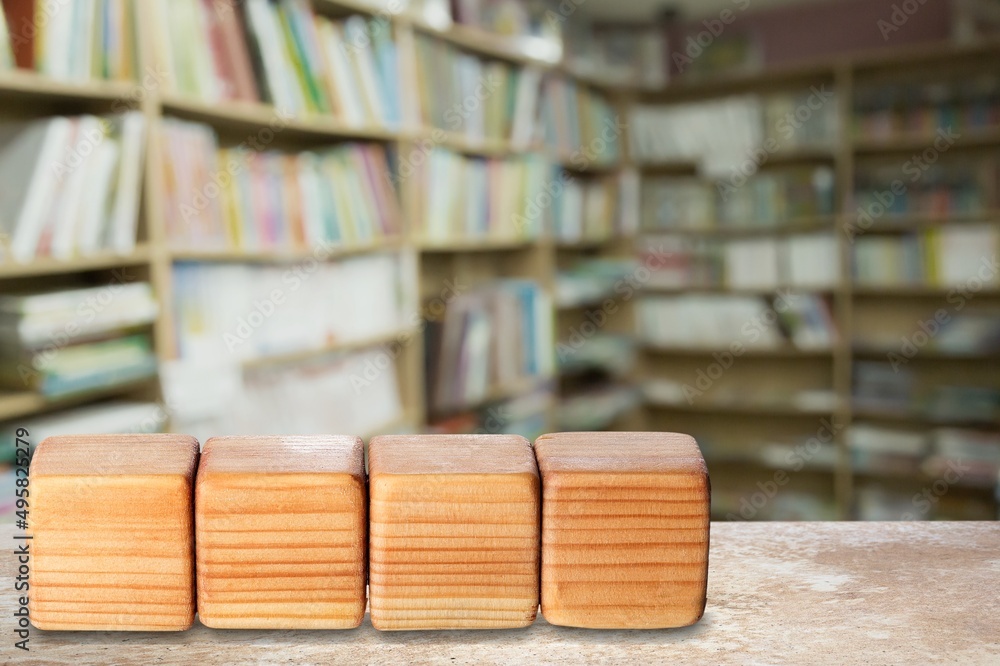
left=27, top=432, right=710, bottom=631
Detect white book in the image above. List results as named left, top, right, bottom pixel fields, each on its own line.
left=77, top=140, right=121, bottom=255
left=52, top=116, right=103, bottom=259
left=510, top=66, right=542, bottom=149
left=245, top=0, right=301, bottom=114
left=343, top=16, right=386, bottom=125
left=109, top=112, right=148, bottom=253
left=785, top=233, right=840, bottom=289
left=936, top=225, right=1000, bottom=287
left=0, top=117, right=72, bottom=262
left=726, top=238, right=780, bottom=290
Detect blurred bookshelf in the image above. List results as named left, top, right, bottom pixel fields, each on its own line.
left=0, top=0, right=997, bottom=525
left=631, top=39, right=1000, bottom=522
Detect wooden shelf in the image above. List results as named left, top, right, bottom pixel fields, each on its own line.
left=408, top=19, right=560, bottom=68
left=417, top=237, right=536, bottom=252
left=639, top=60, right=837, bottom=102
left=242, top=327, right=416, bottom=369
left=642, top=217, right=837, bottom=237
left=852, top=346, right=999, bottom=360
left=0, top=71, right=137, bottom=103
left=643, top=284, right=834, bottom=296
left=646, top=398, right=834, bottom=418
left=0, top=377, right=157, bottom=423
left=852, top=405, right=999, bottom=429
left=853, top=127, right=1000, bottom=154
left=852, top=285, right=1000, bottom=297
left=554, top=236, right=618, bottom=250
left=0, top=245, right=152, bottom=279
left=430, top=374, right=553, bottom=420
left=644, top=344, right=833, bottom=358
left=169, top=238, right=402, bottom=263
left=161, top=94, right=399, bottom=142
left=846, top=210, right=1000, bottom=232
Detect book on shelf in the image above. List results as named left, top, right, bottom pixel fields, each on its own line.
left=852, top=361, right=914, bottom=413
left=450, top=0, right=562, bottom=56
left=412, top=32, right=541, bottom=145
left=852, top=225, right=1000, bottom=288
left=641, top=167, right=835, bottom=231
left=853, top=158, right=1000, bottom=219
left=160, top=118, right=401, bottom=251
left=639, top=235, right=724, bottom=289
left=925, top=428, right=1000, bottom=488
left=412, top=148, right=547, bottom=242
left=0, top=282, right=158, bottom=348
left=0, top=112, right=147, bottom=263
left=849, top=423, right=928, bottom=476
left=0, top=332, right=156, bottom=398
left=562, top=22, right=666, bottom=89
left=853, top=73, right=1000, bottom=141
left=425, top=279, right=553, bottom=415
left=161, top=347, right=404, bottom=441
left=725, top=238, right=780, bottom=290
left=557, top=383, right=639, bottom=431
left=639, top=293, right=836, bottom=351
left=554, top=257, right=636, bottom=309
left=541, top=76, right=619, bottom=164
left=154, top=0, right=402, bottom=127
left=557, top=333, right=635, bottom=377
left=630, top=93, right=836, bottom=171
left=1, top=0, right=138, bottom=81
left=0, top=399, right=165, bottom=460
left=172, top=252, right=413, bottom=363
left=551, top=171, right=617, bottom=243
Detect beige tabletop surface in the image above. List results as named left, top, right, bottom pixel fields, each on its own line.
left=3, top=521, right=998, bottom=665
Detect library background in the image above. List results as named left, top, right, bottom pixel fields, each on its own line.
left=0, top=0, right=999, bottom=522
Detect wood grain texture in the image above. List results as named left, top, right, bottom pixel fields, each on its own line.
left=27, top=434, right=199, bottom=631
left=368, top=434, right=540, bottom=630
left=535, top=431, right=710, bottom=629
left=195, top=435, right=366, bottom=629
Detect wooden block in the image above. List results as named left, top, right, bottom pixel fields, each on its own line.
left=195, top=435, right=366, bottom=629
left=368, top=434, right=540, bottom=630
left=535, top=432, right=710, bottom=629
left=27, top=434, right=199, bottom=631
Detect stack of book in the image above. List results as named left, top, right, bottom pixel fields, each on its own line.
left=925, top=428, right=1000, bottom=488
left=641, top=178, right=715, bottom=230
left=551, top=173, right=617, bottom=243
left=853, top=75, right=1000, bottom=140
left=0, top=284, right=158, bottom=398
left=762, top=91, right=840, bottom=149
left=413, top=33, right=541, bottom=146
left=849, top=423, right=928, bottom=476
left=1, top=0, right=138, bottom=81
left=160, top=118, right=401, bottom=251
left=639, top=236, right=724, bottom=289
left=639, top=293, right=836, bottom=350
left=172, top=253, right=410, bottom=363
left=541, top=76, right=620, bottom=165
left=425, top=279, right=553, bottom=414
left=557, top=333, right=636, bottom=378
left=152, top=0, right=401, bottom=127
left=413, top=149, right=547, bottom=242
left=853, top=225, right=1000, bottom=288
left=562, top=22, right=666, bottom=89
left=0, top=113, right=147, bottom=262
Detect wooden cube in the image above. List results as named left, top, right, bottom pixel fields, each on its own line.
left=28, top=434, right=199, bottom=631
left=535, top=432, right=710, bottom=629
left=196, top=435, right=366, bottom=629
left=368, top=434, right=540, bottom=630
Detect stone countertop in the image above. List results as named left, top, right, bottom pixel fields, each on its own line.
left=4, top=522, right=998, bottom=665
